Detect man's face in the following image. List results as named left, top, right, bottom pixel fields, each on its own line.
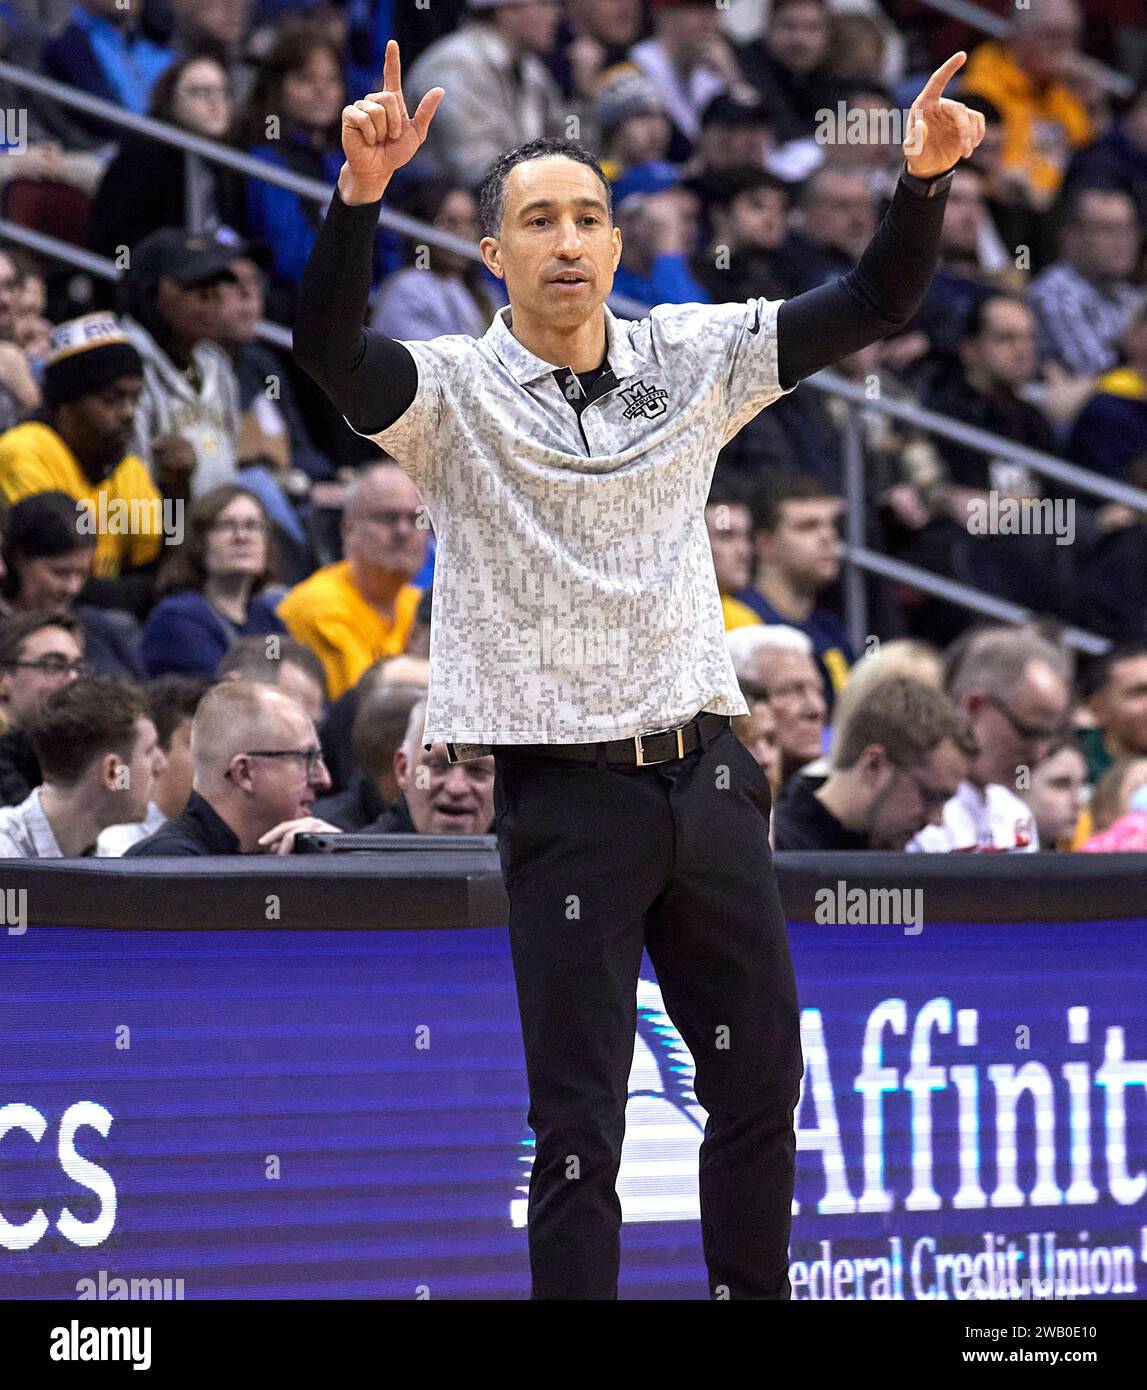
left=214, top=259, right=264, bottom=346
left=16, top=548, right=93, bottom=610
left=482, top=156, right=621, bottom=329
left=1124, top=93, right=1147, bottom=152
left=343, top=469, right=427, bottom=576
left=705, top=501, right=752, bottom=592
left=722, top=123, right=767, bottom=168
left=736, top=698, right=781, bottom=794
left=755, top=497, right=841, bottom=592
left=767, top=1, right=827, bottom=74
left=1, top=626, right=84, bottom=727
left=963, top=298, right=1037, bottom=392
left=866, top=738, right=968, bottom=850
left=1092, top=654, right=1147, bottom=755
left=155, top=717, right=194, bottom=820
left=723, top=187, right=787, bottom=252
left=613, top=111, right=671, bottom=166
left=0, top=253, right=20, bottom=339
left=968, top=118, right=1005, bottom=180
left=1013, top=0, right=1081, bottom=84
left=59, top=376, right=142, bottom=476
left=802, top=174, right=876, bottom=257
left=754, top=649, right=826, bottom=773
left=157, top=275, right=229, bottom=346
left=431, top=189, right=480, bottom=275
left=397, top=743, right=495, bottom=834
left=570, top=0, right=640, bottom=46
left=941, top=170, right=986, bottom=257
left=657, top=4, right=720, bottom=52
left=966, top=660, right=1069, bottom=788
left=238, top=707, right=332, bottom=826
left=498, top=0, right=561, bottom=53
left=1069, top=191, right=1140, bottom=283
left=1024, top=745, right=1085, bottom=848
left=117, top=715, right=166, bottom=822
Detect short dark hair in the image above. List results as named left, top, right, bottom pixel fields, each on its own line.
left=835, top=77, right=896, bottom=107
left=961, top=93, right=1002, bottom=125
left=29, top=674, right=150, bottom=786
left=1064, top=182, right=1136, bottom=226
left=960, top=290, right=1030, bottom=342
left=739, top=677, right=772, bottom=705
left=215, top=634, right=328, bottom=700
left=770, top=0, right=827, bottom=16
left=0, top=609, right=84, bottom=668
left=146, top=673, right=211, bottom=750
left=351, top=681, right=425, bottom=779
left=1090, top=754, right=1147, bottom=831
left=0, top=491, right=96, bottom=600
left=478, top=138, right=612, bottom=239
left=832, top=675, right=975, bottom=771
left=706, top=478, right=753, bottom=510
left=1079, top=640, right=1147, bottom=701
left=708, top=165, right=789, bottom=214
left=749, top=475, right=838, bottom=533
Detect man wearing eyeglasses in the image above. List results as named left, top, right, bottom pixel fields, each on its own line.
left=910, top=627, right=1071, bottom=853
left=126, top=679, right=341, bottom=856
left=277, top=462, right=427, bottom=699
left=0, top=610, right=86, bottom=806
left=774, top=677, right=972, bottom=852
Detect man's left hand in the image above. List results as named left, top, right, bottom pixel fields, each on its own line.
left=903, top=51, right=986, bottom=180
left=258, top=817, right=341, bottom=856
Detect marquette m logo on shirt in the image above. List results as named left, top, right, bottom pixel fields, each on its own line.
left=620, top=380, right=669, bottom=421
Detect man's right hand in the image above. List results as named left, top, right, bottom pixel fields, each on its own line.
left=151, top=434, right=196, bottom=497
left=339, top=38, right=444, bottom=206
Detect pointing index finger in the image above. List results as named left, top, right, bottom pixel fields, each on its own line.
left=383, top=39, right=405, bottom=97
left=382, top=37, right=410, bottom=121
left=917, top=50, right=966, bottom=108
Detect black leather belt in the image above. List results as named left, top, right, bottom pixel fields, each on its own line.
left=504, top=712, right=730, bottom=767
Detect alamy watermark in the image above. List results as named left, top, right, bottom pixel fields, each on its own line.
left=0, top=109, right=29, bottom=156
left=3, top=887, right=27, bottom=936
left=815, top=103, right=923, bottom=153
left=76, top=1269, right=184, bottom=1300
left=76, top=496, right=185, bottom=547
left=814, top=879, right=923, bottom=936
left=967, top=492, right=1075, bottom=547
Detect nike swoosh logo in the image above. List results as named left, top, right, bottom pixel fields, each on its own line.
left=747, top=306, right=762, bottom=335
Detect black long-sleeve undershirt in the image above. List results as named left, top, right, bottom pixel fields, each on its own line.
left=292, top=166, right=952, bottom=436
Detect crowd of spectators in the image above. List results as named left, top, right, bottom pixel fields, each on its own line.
left=0, top=0, right=1145, bottom=858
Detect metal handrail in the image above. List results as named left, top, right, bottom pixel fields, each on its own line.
left=0, top=63, right=1130, bottom=652
left=0, top=219, right=1125, bottom=655
left=0, top=58, right=652, bottom=317
left=0, top=61, right=480, bottom=259
left=842, top=538, right=1110, bottom=656
left=911, top=0, right=1134, bottom=99
left=808, top=369, right=1147, bottom=513
left=0, top=218, right=293, bottom=350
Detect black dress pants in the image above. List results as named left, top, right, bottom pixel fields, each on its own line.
left=492, top=721, right=804, bottom=1300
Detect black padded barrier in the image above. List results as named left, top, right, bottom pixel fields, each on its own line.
left=0, top=842, right=1145, bottom=930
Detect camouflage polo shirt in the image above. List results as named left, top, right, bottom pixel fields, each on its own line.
left=356, top=298, right=793, bottom=749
